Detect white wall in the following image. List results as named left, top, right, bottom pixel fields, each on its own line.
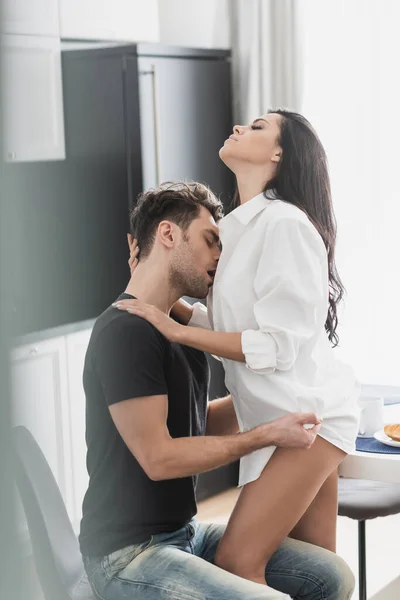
left=59, top=0, right=232, bottom=47
left=60, top=0, right=159, bottom=42
left=157, top=0, right=230, bottom=48
left=59, top=0, right=230, bottom=48
left=59, top=0, right=231, bottom=47
left=299, top=0, right=400, bottom=386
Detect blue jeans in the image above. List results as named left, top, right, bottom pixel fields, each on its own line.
left=83, top=520, right=354, bottom=600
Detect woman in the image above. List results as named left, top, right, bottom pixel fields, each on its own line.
left=117, top=109, right=359, bottom=586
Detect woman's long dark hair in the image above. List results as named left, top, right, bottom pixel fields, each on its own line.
left=235, top=109, right=344, bottom=346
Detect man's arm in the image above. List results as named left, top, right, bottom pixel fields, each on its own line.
left=206, top=395, right=239, bottom=436
left=110, top=393, right=321, bottom=481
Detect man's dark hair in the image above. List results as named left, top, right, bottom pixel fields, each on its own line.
left=129, top=181, right=224, bottom=259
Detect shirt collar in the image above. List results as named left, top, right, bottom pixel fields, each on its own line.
left=229, top=193, right=272, bottom=226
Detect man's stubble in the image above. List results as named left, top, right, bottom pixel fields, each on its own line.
left=169, top=237, right=209, bottom=300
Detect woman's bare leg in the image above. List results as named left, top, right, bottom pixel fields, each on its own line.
left=214, top=436, right=346, bottom=585
left=289, top=469, right=339, bottom=552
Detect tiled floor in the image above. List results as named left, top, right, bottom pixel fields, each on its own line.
left=197, top=488, right=400, bottom=599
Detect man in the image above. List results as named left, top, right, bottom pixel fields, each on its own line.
left=80, top=182, right=354, bottom=600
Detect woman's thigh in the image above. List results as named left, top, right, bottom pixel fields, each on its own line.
left=289, top=469, right=339, bottom=551
left=215, top=436, right=346, bottom=572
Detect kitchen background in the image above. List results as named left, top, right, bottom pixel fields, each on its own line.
left=1, top=1, right=400, bottom=599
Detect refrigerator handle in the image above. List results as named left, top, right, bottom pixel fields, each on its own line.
left=151, top=65, right=162, bottom=186
left=139, top=65, right=161, bottom=186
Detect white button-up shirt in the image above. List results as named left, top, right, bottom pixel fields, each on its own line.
left=190, top=193, right=360, bottom=486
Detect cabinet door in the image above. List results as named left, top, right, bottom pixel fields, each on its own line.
left=10, top=336, right=74, bottom=516
left=1, top=35, right=66, bottom=162
left=136, top=55, right=234, bottom=210
left=59, top=0, right=159, bottom=43
left=2, top=0, right=59, bottom=36
left=65, top=328, right=92, bottom=531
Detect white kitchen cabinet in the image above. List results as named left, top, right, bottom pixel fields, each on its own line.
left=59, top=0, right=159, bottom=43
left=11, top=336, right=74, bottom=516
left=65, top=328, right=92, bottom=531
left=1, top=34, right=66, bottom=162
left=2, top=0, right=59, bottom=37
left=11, top=325, right=93, bottom=532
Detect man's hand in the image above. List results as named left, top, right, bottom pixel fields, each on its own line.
left=265, top=412, right=322, bottom=450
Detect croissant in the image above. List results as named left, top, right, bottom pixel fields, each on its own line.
left=384, top=424, right=400, bottom=442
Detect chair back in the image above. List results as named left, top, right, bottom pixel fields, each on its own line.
left=13, top=426, right=88, bottom=600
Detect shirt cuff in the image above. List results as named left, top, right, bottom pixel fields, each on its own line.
left=188, top=302, right=212, bottom=330
left=241, top=329, right=278, bottom=374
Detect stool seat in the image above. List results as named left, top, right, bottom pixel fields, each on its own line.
left=338, top=477, right=400, bottom=521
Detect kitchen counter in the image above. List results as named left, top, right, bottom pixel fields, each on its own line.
left=12, top=318, right=96, bottom=349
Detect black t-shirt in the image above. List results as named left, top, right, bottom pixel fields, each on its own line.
left=79, top=293, right=209, bottom=558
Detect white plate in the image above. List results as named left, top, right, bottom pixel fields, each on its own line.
left=374, top=429, right=400, bottom=448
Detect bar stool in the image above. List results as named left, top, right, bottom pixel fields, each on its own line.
left=338, top=477, right=400, bottom=600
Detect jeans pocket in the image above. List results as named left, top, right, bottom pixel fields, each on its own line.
left=104, top=539, right=153, bottom=577
left=188, top=522, right=196, bottom=539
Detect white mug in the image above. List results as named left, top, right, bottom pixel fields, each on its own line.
left=358, top=395, right=384, bottom=438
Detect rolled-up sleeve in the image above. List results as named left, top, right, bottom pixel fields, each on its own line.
left=242, top=217, right=328, bottom=374
left=188, top=302, right=212, bottom=330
